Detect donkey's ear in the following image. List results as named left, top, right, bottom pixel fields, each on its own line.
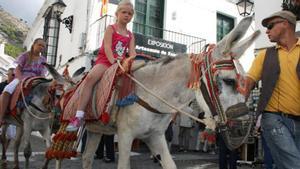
left=42, top=63, right=66, bottom=83
left=231, top=30, right=260, bottom=59
left=216, top=16, right=254, bottom=58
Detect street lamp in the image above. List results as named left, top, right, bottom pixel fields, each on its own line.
left=236, top=0, right=254, bottom=17
left=52, top=0, right=73, bottom=33
left=52, top=0, right=66, bottom=18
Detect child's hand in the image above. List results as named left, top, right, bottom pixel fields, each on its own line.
left=121, top=58, right=130, bottom=72
left=109, top=57, right=116, bottom=64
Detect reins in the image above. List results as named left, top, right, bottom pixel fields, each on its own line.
left=117, top=44, right=245, bottom=126
left=117, top=60, right=206, bottom=124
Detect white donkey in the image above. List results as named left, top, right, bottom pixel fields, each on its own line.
left=49, top=16, right=260, bottom=169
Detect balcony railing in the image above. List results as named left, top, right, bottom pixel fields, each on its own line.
left=94, top=15, right=206, bottom=57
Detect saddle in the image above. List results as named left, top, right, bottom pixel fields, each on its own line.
left=61, top=63, right=118, bottom=123
left=46, top=58, right=152, bottom=160
left=61, top=61, right=137, bottom=124
left=8, top=77, right=50, bottom=117
left=46, top=63, right=135, bottom=160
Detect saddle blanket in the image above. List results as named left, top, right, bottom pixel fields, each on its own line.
left=61, top=64, right=119, bottom=122
left=9, top=76, right=48, bottom=117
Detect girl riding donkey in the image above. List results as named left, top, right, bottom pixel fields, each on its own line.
left=66, top=0, right=137, bottom=131
left=0, top=38, right=47, bottom=124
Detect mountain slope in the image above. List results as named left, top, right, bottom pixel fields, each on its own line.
left=0, top=7, right=29, bottom=57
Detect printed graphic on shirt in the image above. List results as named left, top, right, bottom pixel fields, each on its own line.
left=115, top=41, right=125, bottom=57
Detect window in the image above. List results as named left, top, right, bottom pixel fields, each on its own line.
left=43, top=9, right=60, bottom=66
left=133, top=0, right=164, bottom=38
left=217, top=13, right=234, bottom=42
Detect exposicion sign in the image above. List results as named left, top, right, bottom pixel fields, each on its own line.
left=134, top=33, right=186, bottom=56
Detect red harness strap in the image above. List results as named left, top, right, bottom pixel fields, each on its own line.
left=187, top=44, right=245, bottom=123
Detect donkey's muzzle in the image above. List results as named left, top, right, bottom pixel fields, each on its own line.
left=225, top=103, right=249, bottom=119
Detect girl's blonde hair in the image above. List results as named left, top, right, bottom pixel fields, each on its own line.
left=116, top=0, right=134, bottom=13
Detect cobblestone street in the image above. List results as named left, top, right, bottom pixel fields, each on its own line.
left=0, top=135, right=261, bottom=169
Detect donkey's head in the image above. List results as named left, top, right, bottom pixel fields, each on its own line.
left=42, top=63, right=84, bottom=90
left=200, top=16, right=260, bottom=118
left=196, top=16, right=260, bottom=149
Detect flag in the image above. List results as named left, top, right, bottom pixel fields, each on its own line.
left=101, top=0, right=108, bottom=17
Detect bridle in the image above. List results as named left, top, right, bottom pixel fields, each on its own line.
left=21, top=80, right=65, bottom=120
left=188, top=44, right=246, bottom=124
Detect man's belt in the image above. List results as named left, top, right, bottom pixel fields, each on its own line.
left=264, top=111, right=300, bottom=121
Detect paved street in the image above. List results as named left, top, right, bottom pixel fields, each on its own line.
left=0, top=134, right=260, bottom=169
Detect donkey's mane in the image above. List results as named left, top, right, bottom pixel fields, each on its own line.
left=138, top=54, right=186, bottom=73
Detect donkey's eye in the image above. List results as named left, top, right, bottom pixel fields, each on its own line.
left=223, top=78, right=236, bottom=86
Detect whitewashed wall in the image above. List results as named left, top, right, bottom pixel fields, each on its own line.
left=254, top=0, right=300, bottom=50
left=25, top=0, right=257, bottom=74
left=24, top=0, right=91, bottom=74
left=163, top=0, right=256, bottom=71
left=55, top=0, right=90, bottom=73
left=23, top=0, right=53, bottom=54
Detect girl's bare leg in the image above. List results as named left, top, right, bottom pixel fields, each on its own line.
left=66, top=64, right=108, bottom=131
left=77, top=64, right=108, bottom=110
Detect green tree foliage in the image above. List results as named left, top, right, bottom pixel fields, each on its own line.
left=4, top=43, right=25, bottom=58
left=0, top=25, right=24, bottom=44
left=0, top=24, right=26, bottom=58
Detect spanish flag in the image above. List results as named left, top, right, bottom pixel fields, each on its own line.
left=101, top=0, right=108, bottom=17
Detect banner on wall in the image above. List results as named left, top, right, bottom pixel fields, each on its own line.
left=101, top=0, right=109, bottom=17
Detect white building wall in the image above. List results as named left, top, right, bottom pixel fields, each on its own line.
left=164, top=0, right=256, bottom=71
left=25, top=0, right=257, bottom=74
left=56, top=0, right=90, bottom=73
left=164, top=0, right=239, bottom=43
left=24, top=0, right=91, bottom=74
left=254, top=0, right=300, bottom=49
left=27, top=0, right=300, bottom=74
left=24, top=0, right=54, bottom=49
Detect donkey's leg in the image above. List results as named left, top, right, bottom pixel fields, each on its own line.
left=22, top=123, right=32, bottom=169
left=1, top=124, right=9, bottom=160
left=144, top=134, right=176, bottom=169
left=13, top=125, right=23, bottom=169
left=55, top=160, right=62, bottom=169
left=39, top=127, right=52, bottom=169
left=39, top=126, right=52, bottom=148
left=117, top=132, right=134, bottom=169
left=82, top=131, right=102, bottom=169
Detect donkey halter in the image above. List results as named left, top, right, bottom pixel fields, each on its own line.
left=188, top=44, right=245, bottom=124
left=21, top=80, right=65, bottom=120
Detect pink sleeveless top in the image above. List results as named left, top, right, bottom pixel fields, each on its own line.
left=95, top=24, right=132, bottom=67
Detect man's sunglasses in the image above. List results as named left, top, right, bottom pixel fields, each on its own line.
left=266, top=20, right=285, bottom=30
